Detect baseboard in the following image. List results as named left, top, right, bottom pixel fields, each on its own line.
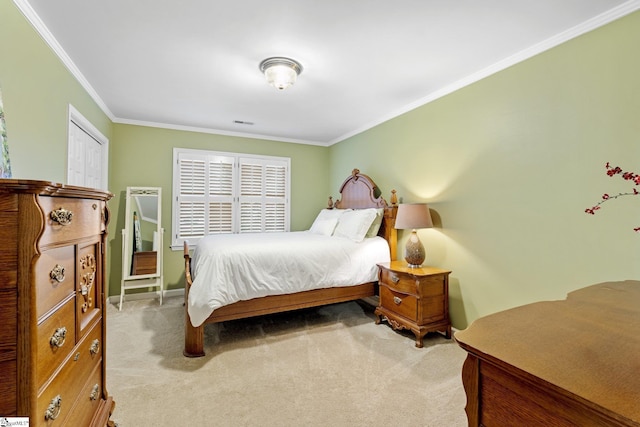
left=108, top=288, right=184, bottom=304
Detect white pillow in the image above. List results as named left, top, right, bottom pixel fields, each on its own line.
left=309, top=209, right=350, bottom=232
left=365, top=208, right=384, bottom=238
left=333, top=208, right=378, bottom=242
left=309, top=217, right=338, bottom=236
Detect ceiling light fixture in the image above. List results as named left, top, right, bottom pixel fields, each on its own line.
left=259, top=57, right=303, bottom=91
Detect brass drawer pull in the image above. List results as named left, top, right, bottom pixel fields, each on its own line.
left=390, top=274, right=400, bottom=284
left=50, top=207, right=73, bottom=225
left=50, top=326, right=67, bottom=348
left=90, top=384, right=100, bottom=401
left=393, top=296, right=402, bottom=305
left=90, top=339, right=100, bottom=355
left=50, top=264, right=66, bottom=283
left=44, top=395, right=62, bottom=420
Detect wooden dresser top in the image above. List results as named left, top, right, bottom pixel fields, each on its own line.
left=455, top=280, right=640, bottom=424
left=0, top=178, right=112, bottom=199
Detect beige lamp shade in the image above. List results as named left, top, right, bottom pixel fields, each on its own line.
left=395, top=203, right=433, bottom=267
left=394, top=203, right=433, bottom=230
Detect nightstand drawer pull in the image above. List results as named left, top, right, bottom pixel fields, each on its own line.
left=44, top=395, right=62, bottom=420
left=393, top=296, right=402, bottom=305
left=390, top=274, right=400, bottom=284
left=50, top=326, right=67, bottom=348
left=50, top=207, right=73, bottom=225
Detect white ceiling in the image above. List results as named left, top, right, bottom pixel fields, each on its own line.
left=18, top=0, right=639, bottom=146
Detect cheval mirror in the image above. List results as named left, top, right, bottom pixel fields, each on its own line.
left=120, top=186, right=164, bottom=310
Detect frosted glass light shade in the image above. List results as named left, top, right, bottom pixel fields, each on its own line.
left=264, top=65, right=297, bottom=90
left=259, top=57, right=303, bottom=90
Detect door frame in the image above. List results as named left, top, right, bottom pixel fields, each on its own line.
left=67, top=104, right=109, bottom=190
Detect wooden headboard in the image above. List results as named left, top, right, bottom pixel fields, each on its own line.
left=334, top=169, right=397, bottom=260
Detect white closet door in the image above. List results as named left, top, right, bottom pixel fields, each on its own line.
left=67, top=121, right=86, bottom=186
left=68, top=120, right=103, bottom=189
left=84, top=127, right=103, bottom=189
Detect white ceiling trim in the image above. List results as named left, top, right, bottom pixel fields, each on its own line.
left=15, top=0, right=640, bottom=147
left=329, top=0, right=640, bottom=146
left=114, top=117, right=329, bottom=147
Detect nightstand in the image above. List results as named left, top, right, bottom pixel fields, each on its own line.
left=375, top=261, right=451, bottom=347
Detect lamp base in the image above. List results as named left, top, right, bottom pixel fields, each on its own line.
left=404, top=230, right=425, bottom=268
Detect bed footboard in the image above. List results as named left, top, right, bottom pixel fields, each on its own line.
left=184, top=241, right=205, bottom=357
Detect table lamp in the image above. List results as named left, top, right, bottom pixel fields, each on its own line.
left=394, top=203, right=433, bottom=267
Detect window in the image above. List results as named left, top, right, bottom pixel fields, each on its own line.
left=172, top=148, right=290, bottom=249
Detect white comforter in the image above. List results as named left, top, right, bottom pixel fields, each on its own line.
left=187, top=231, right=390, bottom=327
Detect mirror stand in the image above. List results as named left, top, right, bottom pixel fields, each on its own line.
left=120, top=187, right=164, bottom=310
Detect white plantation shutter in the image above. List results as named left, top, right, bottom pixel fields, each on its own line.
left=264, top=164, right=287, bottom=231
left=177, top=157, right=206, bottom=239
left=172, top=148, right=290, bottom=248
left=238, top=158, right=288, bottom=233
left=208, top=159, right=234, bottom=233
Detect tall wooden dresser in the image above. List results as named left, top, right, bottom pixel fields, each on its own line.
left=0, top=180, right=115, bottom=426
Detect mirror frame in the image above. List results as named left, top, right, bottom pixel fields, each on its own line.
left=122, top=187, right=162, bottom=280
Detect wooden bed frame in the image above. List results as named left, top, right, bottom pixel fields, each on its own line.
left=183, top=169, right=397, bottom=357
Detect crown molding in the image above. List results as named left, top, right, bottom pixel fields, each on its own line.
left=13, top=0, right=115, bottom=121
left=14, top=0, right=640, bottom=147
left=113, top=117, right=329, bottom=147
left=329, top=0, right=640, bottom=145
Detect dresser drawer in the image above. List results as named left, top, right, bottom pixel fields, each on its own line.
left=38, top=197, right=104, bottom=246
left=35, top=246, right=76, bottom=319
left=0, top=289, right=17, bottom=360
left=379, top=268, right=418, bottom=295
left=37, top=319, right=102, bottom=425
left=63, top=362, right=104, bottom=427
left=0, top=360, right=17, bottom=415
left=380, top=285, right=418, bottom=322
left=36, top=296, right=76, bottom=389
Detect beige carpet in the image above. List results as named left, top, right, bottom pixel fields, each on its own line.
left=106, top=297, right=468, bottom=426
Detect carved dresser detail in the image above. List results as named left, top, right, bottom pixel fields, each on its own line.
left=0, top=179, right=115, bottom=426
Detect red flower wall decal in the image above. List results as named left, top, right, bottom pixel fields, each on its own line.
left=585, top=162, right=640, bottom=232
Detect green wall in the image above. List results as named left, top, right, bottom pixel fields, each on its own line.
left=1, top=1, right=329, bottom=299
left=0, top=1, right=112, bottom=181
left=108, top=124, right=329, bottom=296
left=330, top=11, right=640, bottom=328
left=3, top=0, right=638, bottom=329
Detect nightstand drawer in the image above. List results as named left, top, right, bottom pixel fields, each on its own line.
left=417, top=295, right=446, bottom=325
left=417, top=275, right=446, bottom=297
left=379, top=268, right=418, bottom=295
left=380, top=285, right=417, bottom=321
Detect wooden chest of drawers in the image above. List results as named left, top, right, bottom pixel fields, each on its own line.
left=0, top=179, right=115, bottom=426
left=375, top=261, right=451, bottom=347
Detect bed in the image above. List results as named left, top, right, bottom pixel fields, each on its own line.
left=183, top=169, right=398, bottom=357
